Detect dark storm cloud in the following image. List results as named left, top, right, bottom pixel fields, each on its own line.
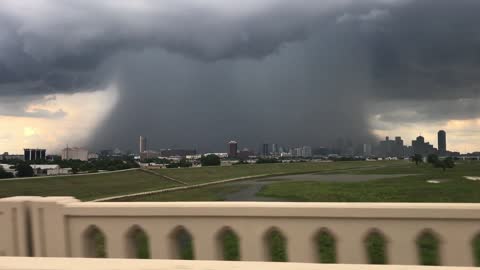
left=372, top=98, right=480, bottom=124
left=358, top=0, right=480, bottom=100
left=0, top=0, right=351, bottom=96
left=1, top=0, right=480, bottom=150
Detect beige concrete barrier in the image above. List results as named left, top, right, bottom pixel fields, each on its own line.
left=0, top=197, right=35, bottom=257
left=0, top=257, right=478, bottom=270
left=1, top=196, right=480, bottom=267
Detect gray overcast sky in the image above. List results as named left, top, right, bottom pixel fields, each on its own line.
left=1, top=0, right=480, bottom=153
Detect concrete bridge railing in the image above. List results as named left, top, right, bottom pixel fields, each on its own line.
left=0, top=257, right=479, bottom=270
left=1, top=196, right=480, bottom=267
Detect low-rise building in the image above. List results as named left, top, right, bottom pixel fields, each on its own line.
left=160, top=149, right=197, bottom=157
left=140, top=150, right=160, bottom=161
left=186, top=154, right=202, bottom=160
left=1, top=152, right=24, bottom=161
left=203, top=153, right=228, bottom=158
left=30, top=165, right=72, bottom=176
left=238, top=150, right=255, bottom=160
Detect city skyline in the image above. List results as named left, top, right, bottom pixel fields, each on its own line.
left=4, top=128, right=476, bottom=157
left=0, top=130, right=479, bottom=155
left=1, top=0, right=480, bottom=153
left=2, top=119, right=478, bottom=154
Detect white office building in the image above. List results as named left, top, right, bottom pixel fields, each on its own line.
left=61, top=147, right=89, bottom=161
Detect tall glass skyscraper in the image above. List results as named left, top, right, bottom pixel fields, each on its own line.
left=438, top=130, right=447, bottom=154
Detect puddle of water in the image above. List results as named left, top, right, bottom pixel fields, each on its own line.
left=223, top=173, right=413, bottom=202
left=426, top=179, right=450, bottom=184
left=465, top=176, right=480, bottom=181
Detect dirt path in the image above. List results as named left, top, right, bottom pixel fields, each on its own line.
left=140, top=169, right=188, bottom=185
left=91, top=174, right=270, bottom=202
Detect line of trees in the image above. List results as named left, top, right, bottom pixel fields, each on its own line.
left=166, top=158, right=192, bottom=168
left=427, top=154, right=455, bottom=171
left=411, top=154, right=455, bottom=171
left=56, top=158, right=140, bottom=173
left=0, top=166, right=14, bottom=179
left=0, top=156, right=140, bottom=178
left=0, top=163, right=35, bottom=179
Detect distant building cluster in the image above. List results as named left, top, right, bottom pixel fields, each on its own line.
left=375, top=130, right=460, bottom=159
left=288, top=146, right=313, bottom=158
left=1, top=145, right=101, bottom=178
left=138, top=136, right=197, bottom=161
left=228, top=141, right=313, bottom=159
left=214, top=130, right=464, bottom=161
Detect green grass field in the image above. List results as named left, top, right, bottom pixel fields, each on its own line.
left=0, top=161, right=388, bottom=201
left=123, top=160, right=480, bottom=203
left=258, top=161, right=480, bottom=202
left=115, top=161, right=402, bottom=202
left=2, top=160, right=479, bottom=203
left=111, top=185, right=243, bottom=202
left=155, top=161, right=395, bottom=185
left=0, top=170, right=178, bottom=201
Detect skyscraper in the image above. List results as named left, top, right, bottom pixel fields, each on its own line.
left=363, top=144, right=372, bottom=157
left=261, top=143, right=270, bottom=157
left=139, top=136, right=147, bottom=153
left=271, top=144, right=278, bottom=155
left=438, top=130, right=447, bottom=154
left=228, top=141, right=238, bottom=158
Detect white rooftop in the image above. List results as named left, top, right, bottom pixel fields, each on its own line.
left=31, top=164, right=60, bottom=170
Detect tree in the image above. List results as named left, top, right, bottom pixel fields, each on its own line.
left=433, top=157, right=455, bottom=172
left=15, top=163, right=34, bottom=177
left=434, top=160, right=447, bottom=172
left=200, top=154, right=221, bottom=166
left=178, top=158, right=192, bottom=168
left=427, top=154, right=439, bottom=164
left=411, top=154, right=423, bottom=166
left=444, top=157, right=455, bottom=168
left=256, top=158, right=280, bottom=164
left=0, top=166, right=14, bottom=179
